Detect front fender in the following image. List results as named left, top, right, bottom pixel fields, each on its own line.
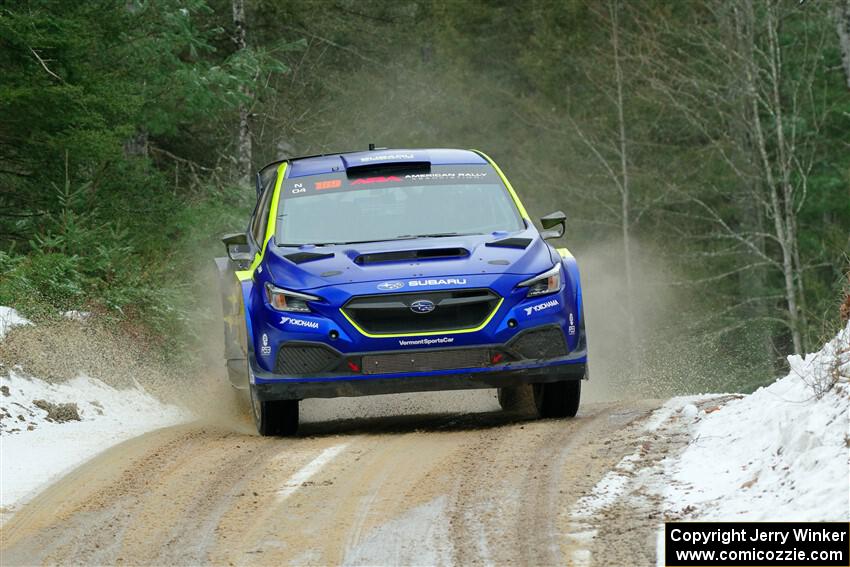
left=558, top=248, right=587, bottom=375
left=557, top=248, right=583, bottom=322
left=216, top=257, right=252, bottom=388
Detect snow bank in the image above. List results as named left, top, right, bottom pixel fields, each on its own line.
left=0, top=306, right=192, bottom=521
left=664, top=322, right=850, bottom=521
left=0, top=369, right=190, bottom=517
left=0, top=307, right=31, bottom=340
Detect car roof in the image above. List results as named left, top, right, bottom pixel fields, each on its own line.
left=259, top=148, right=488, bottom=180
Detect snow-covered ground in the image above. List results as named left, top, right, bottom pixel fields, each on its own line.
left=0, top=307, right=190, bottom=521
left=0, top=306, right=31, bottom=340
left=663, top=321, right=850, bottom=521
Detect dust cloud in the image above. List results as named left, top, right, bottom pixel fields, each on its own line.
left=579, top=237, right=765, bottom=401
left=0, top=239, right=764, bottom=433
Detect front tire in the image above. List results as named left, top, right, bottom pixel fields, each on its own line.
left=532, top=380, right=581, bottom=418
left=497, top=385, right=528, bottom=411
left=250, top=384, right=299, bottom=436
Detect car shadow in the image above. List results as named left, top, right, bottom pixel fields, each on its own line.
left=296, top=407, right=545, bottom=437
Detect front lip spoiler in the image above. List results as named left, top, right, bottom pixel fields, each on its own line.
left=249, top=347, right=587, bottom=401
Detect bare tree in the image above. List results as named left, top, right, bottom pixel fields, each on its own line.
left=835, top=0, right=850, bottom=89
left=232, top=0, right=252, bottom=185
left=609, top=0, right=636, bottom=332
left=646, top=0, right=826, bottom=353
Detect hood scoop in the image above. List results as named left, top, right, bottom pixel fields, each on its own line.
left=485, top=237, right=532, bottom=249
left=285, top=251, right=335, bottom=264
left=355, top=247, right=470, bottom=265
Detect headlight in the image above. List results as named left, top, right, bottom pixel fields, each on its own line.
left=518, top=264, right=561, bottom=297
left=265, top=283, right=319, bottom=312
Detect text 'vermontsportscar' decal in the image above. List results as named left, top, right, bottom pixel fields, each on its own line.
left=398, top=337, right=454, bottom=347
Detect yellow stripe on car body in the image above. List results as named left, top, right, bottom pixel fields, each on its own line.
left=235, top=162, right=288, bottom=283
left=471, top=150, right=530, bottom=220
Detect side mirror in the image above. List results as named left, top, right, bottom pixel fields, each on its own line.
left=222, top=232, right=253, bottom=263
left=540, top=211, right=566, bottom=240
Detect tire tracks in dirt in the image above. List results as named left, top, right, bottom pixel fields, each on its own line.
left=1, top=400, right=678, bottom=566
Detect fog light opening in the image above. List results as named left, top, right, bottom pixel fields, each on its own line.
left=508, top=319, right=518, bottom=328
left=329, top=330, right=339, bottom=340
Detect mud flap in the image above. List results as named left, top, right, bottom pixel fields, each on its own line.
left=215, top=257, right=249, bottom=389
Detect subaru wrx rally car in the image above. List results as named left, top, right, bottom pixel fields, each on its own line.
left=217, top=148, right=587, bottom=436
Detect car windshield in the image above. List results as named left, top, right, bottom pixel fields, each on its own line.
left=275, top=164, right=524, bottom=246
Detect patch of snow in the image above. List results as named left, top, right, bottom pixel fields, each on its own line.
left=680, top=403, right=698, bottom=419
left=0, top=307, right=32, bottom=340
left=663, top=321, right=850, bottom=521
left=644, top=396, right=710, bottom=432
left=571, top=457, right=633, bottom=519
left=62, top=310, right=92, bottom=322
left=342, top=496, right=454, bottom=566
left=655, top=524, right=665, bottom=567
left=0, top=369, right=190, bottom=520
left=565, top=395, right=733, bottom=566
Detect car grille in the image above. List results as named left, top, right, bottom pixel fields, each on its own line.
left=276, top=343, right=340, bottom=375
left=343, top=289, right=501, bottom=335
left=361, top=348, right=492, bottom=375
left=508, top=327, right=569, bottom=359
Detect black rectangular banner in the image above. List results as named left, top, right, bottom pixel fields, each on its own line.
left=665, top=522, right=849, bottom=566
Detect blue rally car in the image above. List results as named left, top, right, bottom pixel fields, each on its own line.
left=217, top=148, right=588, bottom=436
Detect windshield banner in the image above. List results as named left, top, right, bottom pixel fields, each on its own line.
left=282, top=165, right=495, bottom=199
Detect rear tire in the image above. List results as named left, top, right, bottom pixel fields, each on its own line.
left=250, top=384, right=299, bottom=436
left=532, top=380, right=581, bottom=418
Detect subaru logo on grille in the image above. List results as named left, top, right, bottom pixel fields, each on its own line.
left=410, top=299, right=436, bottom=314
left=377, top=281, right=404, bottom=291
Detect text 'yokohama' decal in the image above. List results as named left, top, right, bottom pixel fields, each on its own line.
left=279, top=316, right=320, bottom=329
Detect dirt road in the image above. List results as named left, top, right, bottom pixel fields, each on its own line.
left=1, top=397, right=681, bottom=566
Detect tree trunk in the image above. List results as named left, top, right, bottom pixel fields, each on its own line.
left=835, top=0, right=850, bottom=89
left=740, top=0, right=803, bottom=354
left=766, top=4, right=808, bottom=352
left=610, top=0, right=638, bottom=357
left=232, top=0, right=252, bottom=185
left=726, top=2, right=775, bottom=368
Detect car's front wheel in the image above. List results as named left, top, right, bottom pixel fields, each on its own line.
left=497, top=385, right=528, bottom=411
left=532, top=380, right=581, bottom=418
left=249, top=383, right=299, bottom=437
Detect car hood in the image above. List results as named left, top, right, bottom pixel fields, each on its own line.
left=264, top=229, right=557, bottom=291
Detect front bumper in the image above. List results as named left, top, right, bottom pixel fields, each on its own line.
left=249, top=327, right=587, bottom=401
left=253, top=359, right=586, bottom=400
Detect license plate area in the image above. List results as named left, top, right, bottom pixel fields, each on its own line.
left=361, top=349, right=491, bottom=375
